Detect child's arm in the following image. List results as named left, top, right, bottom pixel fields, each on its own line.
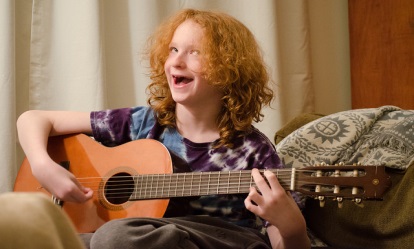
left=245, top=169, right=311, bottom=249
left=16, top=110, right=94, bottom=202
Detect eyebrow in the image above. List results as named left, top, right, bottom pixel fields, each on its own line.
left=168, top=41, right=201, bottom=51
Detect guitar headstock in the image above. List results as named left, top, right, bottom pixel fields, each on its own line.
left=295, top=163, right=392, bottom=208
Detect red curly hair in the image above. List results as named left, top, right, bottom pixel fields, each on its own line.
left=145, top=9, right=274, bottom=148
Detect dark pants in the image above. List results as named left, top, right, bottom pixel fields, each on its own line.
left=80, top=216, right=271, bottom=249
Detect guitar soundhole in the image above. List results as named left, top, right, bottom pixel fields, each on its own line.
left=104, top=172, right=134, bottom=205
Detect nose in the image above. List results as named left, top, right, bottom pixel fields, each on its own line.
left=171, top=53, right=186, bottom=68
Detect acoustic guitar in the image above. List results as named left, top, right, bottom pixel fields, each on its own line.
left=14, top=134, right=391, bottom=233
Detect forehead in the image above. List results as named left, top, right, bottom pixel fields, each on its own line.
left=170, top=20, right=205, bottom=45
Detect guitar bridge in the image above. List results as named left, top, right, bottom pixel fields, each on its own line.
left=52, top=195, right=64, bottom=208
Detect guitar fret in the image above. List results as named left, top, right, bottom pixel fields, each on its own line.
left=227, top=171, right=231, bottom=194
left=207, top=172, right=211, bottom=195
left=157, top=174, right=161, bottom=198
left=250, top=171, right=253, bottom=189
left=139, top=175, right=144, bottom=199
left=149, top=175, right=153, bottom=198
left=140, top=175, right=145, bottom=199
left=150, top=174, right=154, bottom=198
left=181, top=173, right=186, bottom=197
left=142, top=175, right=146, bottom=198
left=146, top=175, right=150, bottom=199
left=198, top=172, right=202, bottom=196
left=151, top=174, right=154, bottom=198
left=135, top=175, right=139, bottom=199
left=147, top=175, right=150, bottom=198
left=156, top=174, right=160, bottom=198
left=161, top=174, right=165, bottom=198
left=200, top=173, right=205, bottom=195
left=190, top=173, right=193, bottom=196
left=174, top=174, right=178, bottom=197
left=168, top=174, right=172, bottom=198
left=217, top=171, right=220, bottom=194
left=238, top=171, right=241, bottom=193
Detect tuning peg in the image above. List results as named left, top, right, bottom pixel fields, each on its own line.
left=336, top=197, right=343, bottom=208
left=316, top=162, right=327, bottom=167
left=354, top=198, right=364, bottom=208
left=318, top=196, right=325, bottom=207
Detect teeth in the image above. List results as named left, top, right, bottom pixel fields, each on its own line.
left=173, top=75, right=191, bottom=84
left=181, top=77, right=191, bottom=83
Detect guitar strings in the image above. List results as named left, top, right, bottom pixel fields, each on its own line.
left=76, top=173, right=296, bottom=199
left=70, top=169, right=362, bottom=200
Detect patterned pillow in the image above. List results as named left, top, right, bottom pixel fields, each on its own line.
left=276, top=105, right=414, bottom=170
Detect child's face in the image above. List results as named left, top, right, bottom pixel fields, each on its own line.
left=164, top=20, right=222, bottom=108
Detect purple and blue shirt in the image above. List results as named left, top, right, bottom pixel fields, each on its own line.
left=90, top=106, right=283, bottom=229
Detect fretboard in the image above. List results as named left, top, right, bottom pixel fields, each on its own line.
left=130, top=169, right=295, bottom=200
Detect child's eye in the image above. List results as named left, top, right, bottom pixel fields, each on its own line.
left=169, top=47, right=178, bottom=53
left=190, top=50, right=200, bottom=55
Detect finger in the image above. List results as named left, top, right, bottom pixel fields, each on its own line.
left=71, top=175, right=94, bottom=200
left=71, top=189, right=91, bottom=203
left=251, top=168, right=272, bottom=196
left=248, top=186, right=267, bottom=207
left=77, top=185, right=94, bottom=202
left=248, top=186, right=261, bottom=198
left=245, top=187, right=261, bottom=212
left=263, top=170, right=285, bottom=192
left=82, top=186, right=94, bottom=199
left=67, top=178, right=93, bottom=202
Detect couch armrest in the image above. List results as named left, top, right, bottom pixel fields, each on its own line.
left=274, top=113, right=324, bottom=145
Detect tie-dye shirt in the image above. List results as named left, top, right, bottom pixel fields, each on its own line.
left=90, top=106, right=283, bottom=230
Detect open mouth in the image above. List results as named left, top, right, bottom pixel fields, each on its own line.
left=173, top=75, right=193, bottom=85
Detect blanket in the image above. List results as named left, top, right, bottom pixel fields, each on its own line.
left=276, top=105, right=414, bottom=170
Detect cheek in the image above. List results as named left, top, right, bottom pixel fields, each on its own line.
left=164, top=57, right=170, bottom=70
left=187, top=57, right=204, bottom=72
left=164, top=60, right=172, bottom=77
left=199, top=79, right=218, bottom=95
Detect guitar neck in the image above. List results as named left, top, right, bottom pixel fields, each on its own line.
left=130, top=169, right=293, bottom=200
left=128, top=165, right=391, bottom=201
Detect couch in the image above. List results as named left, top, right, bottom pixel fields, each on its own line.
left=274, top=106, right=414, bottom=249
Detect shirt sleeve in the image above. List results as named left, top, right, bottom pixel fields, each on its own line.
left=90, top=106, right=156, bottom=146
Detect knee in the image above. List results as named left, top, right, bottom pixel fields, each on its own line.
left=90, top=218, right=192, bottom=249
left=0, top=192, right=85, bottom=249
left=90, top=219, right=131, bottom=249
left=0, top=192, right=54, bottom=222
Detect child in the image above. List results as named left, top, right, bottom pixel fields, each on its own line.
left=17, top=9, right=310, bottom=249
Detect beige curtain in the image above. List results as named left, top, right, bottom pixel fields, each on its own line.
left=2, top=0, right=350, bottom=193
left=1, top=0, right=17, bottom=192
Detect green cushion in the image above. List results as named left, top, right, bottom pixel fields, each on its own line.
left=304, top=163, right=414, bottom=249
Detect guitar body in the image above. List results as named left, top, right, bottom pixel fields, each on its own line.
left=14, top=134, right=173, bottom=233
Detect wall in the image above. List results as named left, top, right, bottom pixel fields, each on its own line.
left=308, top=0, right=352, bottom=115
